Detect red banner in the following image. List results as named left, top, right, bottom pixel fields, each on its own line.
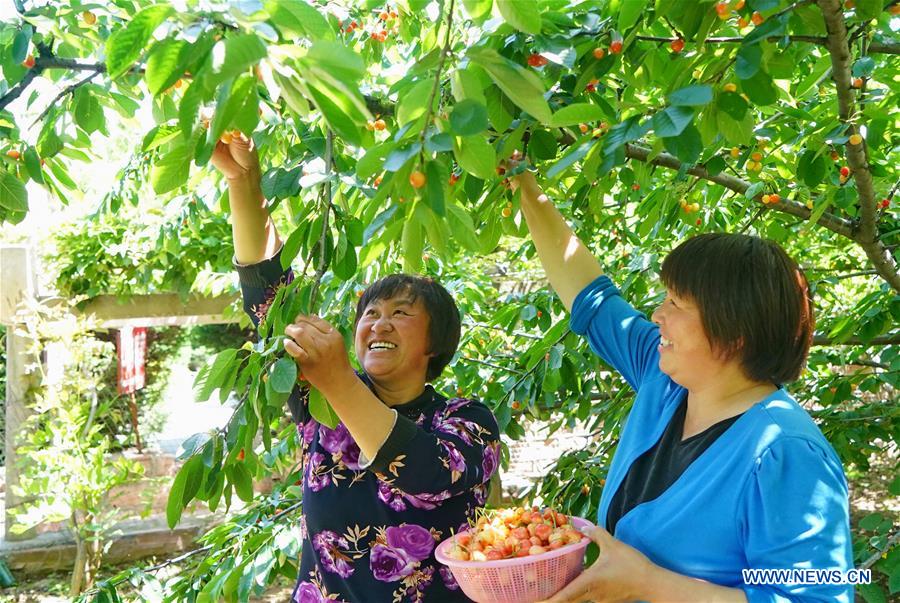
left=117, top=327, right=147, bottom=394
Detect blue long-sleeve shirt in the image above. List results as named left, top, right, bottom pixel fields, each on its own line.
left=235, top=248, right=499, bottom=602
left=570, top=275, right=854, bottom=602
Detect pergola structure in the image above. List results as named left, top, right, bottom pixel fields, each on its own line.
left=0, top=244, right=238, bottom=570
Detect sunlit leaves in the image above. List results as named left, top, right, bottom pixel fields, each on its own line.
left=468, top=47, right=552, bottom=124
left=0, top=169, right=27, bottom=212
left=150, top=143, right=192, bottom=194
left=496, top=0, right=542, bottom=35
left=264, top=0, right=334, bottom=41
left=105, top=4, right=173, bottom=79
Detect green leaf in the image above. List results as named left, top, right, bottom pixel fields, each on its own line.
left=549, top=103, right=605, bottom=127
left=451, top=68, right=487, bottom=104
left=548, top=141, right=594, bottom=179
left=0, top=170, right=27, bottom=212
left=717, top=92, right=748, bottom=120
left=23, top=147, right=43, bottom=185
left=363, top=205, right=399, bottom=245
left=261, top=166, right=301, bottom=200
left=182, top=456, right=204, bottom=505
left=151, top=144, right=192, bottom=194
left=446, top=203, right=481, bottom=251
left=496, top=0, right=542, bottom=34
left=425, top=161, right=445, bottom=216
left=857, top=583, right=887, bottom=603
left=742, top=14, right=787, bottom=46
left=178, top=79, right=205, bottom=139
left=454, top=135, right=496, bottom=180
left=889, top=474, right=900, bottom=497
left=797, top=150, right=827, bottom=188
left=333, top=232, right=358, bottom=280
left=106, top=5, right=174, bottom=79
left=851, top=57, right=875, bottom=78
left=358, top=142, right=397, bottom=179
left=177, top=432, right=212, bottom=461
left=397, top=79, right=435, bottom=127
left=742, top=70, right=779, bottom=106
left=211, top=73, right=260, bottom=138
left=468, top=47, right=552, bottom=124
left=426, top=132, right=453, bottom=153
left=859, top=512, right=884, bottom=531
left=716, top=107, right=753, bottom=145
left=265, top=0, right=334, bottom=41
left=651, top=106, right=693, bottom=138
left=616, top=0, right=648, bottom=31
left=306, top=42, right=365, bottom=83
left=462, top=0, right=493, bottom=20
left=384, top=143, right=421, bottom=172
left=528, top=129, right=558, bottom=160
left=309, top=387, right=340, bottom=428
left=662, top=123, right=702, bottom=164
left=735, top=44, right=761, bottom=80
left=272, top=71, right=311, bottom=116
left=195, top=348, right=239, bottom=402
left=142, top=125, right=181, bottom=152
left=231, top=462, right=254, bottom=502
left=207, top=34, right=268, bottom=89
left=667, top=85, right=713, bottom=107
left=74, top=89, right=104, bottom=134
left=603, top=115, right=649, bottom=152
left=449, top=99, right=489, bottom=136
left=269, top=357, right=298, bottom=394
left=854, top=0, right=882, bottom=20
left=307, top=83, right=361, bottom=146
left=166, top=462, right=189, bottom=528
left=12, top=28, right=31, bottom=64
left=744, top=181, right=765, bottom=200
left=37, top=125, right=63, bottom=159
left=401, top=209, right=424, bottom=273
left=145, top=39, right=190, bottom=96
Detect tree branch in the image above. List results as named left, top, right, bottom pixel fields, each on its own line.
left=460, top=355, right=525, bottom=375
left=622, top=144, right=855, bottom=238
left=861, top=529, right=900, bottom=570
left=812, top=333, right=899, bottom=346
left=308, top=130, right=334, bottom=312
left=417, top=0, right=456, bottom=156
left=0, top=67, right=41, bottom=112
left=30, top=71, right=102, bottom=129
left=817, top=0, right=900, bottom=293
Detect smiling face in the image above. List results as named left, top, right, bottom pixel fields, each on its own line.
left=354, top=293, right=434, bottom=391
left=651, top=290, right=731, bottom=388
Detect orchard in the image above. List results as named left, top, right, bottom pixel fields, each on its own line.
left=0, top=0, right=898, bottom=601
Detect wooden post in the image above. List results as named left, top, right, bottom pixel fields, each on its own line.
left=1, top=245, right=40, bottom=541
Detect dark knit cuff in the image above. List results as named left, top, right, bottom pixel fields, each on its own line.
left=233, top=244, right=288, bottom=289
left=366, top=414, right=419, bottom=473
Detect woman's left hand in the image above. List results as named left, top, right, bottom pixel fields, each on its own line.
left=538, top=526, right=655, bottom=603
left=284, top=315, right=355, bottom=394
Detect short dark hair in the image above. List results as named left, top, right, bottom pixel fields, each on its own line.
left=355, top=274, right=461, bottom=382
left=660, top=233, right=814, bottom=384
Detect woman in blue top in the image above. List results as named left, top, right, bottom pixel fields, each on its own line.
left=508, top=171, right=853, bottom=603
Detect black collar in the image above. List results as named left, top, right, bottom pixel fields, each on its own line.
left=358, top=372, right=440, bottom=417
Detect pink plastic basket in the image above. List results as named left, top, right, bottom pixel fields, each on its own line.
left=435, top=516, right=594, bottom=603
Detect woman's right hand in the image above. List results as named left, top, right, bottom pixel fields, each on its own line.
left=210, top=131, right=260, bottom=183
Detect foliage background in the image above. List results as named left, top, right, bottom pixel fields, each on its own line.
left=0, top=0, right=897, bottom=600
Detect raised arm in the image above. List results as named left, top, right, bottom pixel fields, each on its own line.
left=511, top=170, right=603, bottom=312
left=210, top=133, right=281, bottom=265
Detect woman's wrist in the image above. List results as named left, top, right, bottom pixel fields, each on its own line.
left=226, top=168, right=260, bottom=187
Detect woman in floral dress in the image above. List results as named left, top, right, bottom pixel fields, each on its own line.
left=212, top=132, right=500, bottom=602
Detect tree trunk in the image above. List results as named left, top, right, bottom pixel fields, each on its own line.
left=69, top=536, right=87, bottom=596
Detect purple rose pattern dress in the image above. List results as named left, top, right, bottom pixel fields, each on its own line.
left=236, top=249, right=501, bottom=602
